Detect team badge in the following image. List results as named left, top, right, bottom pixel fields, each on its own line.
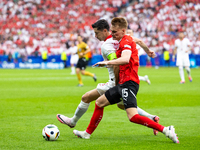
left=113, top=42, right=119, bottom=50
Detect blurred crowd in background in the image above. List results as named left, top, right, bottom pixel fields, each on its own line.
left=0, top=0, right=200, bottom=63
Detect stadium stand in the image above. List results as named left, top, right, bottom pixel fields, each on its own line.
left=0, top=0, right=199, bottom=67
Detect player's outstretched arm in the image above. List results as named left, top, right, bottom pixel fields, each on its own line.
left=133, top=37, right=149, bottom=52
left=132, top=37, right=156, bottom=58
left=93, top=50, right=131, bottom=67
left=93, top=61, right=109, bottom=67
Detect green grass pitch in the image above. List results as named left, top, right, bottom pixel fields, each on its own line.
left=0, top=67, right=200, bottom=150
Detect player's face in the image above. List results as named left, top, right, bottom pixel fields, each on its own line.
left=179, top=33, right=184, bottom=39
left=111, top=25, right=125, bottom=41
left=77, top=36, right=82, bottom=43
left=127, top=30, right=133, bottom=36
left=93, top=28, right=106, bottom=41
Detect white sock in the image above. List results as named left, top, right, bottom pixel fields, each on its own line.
left=71, top=66, right=75, bottom=73
left=179, top=66, right=185, bottom=81
left=71, top=101, right=90, bottom=125
left=185, top=67, right=191, bottom=77
left=139, top=76, right=146, bottom=81
left=162, top=127, right=167, bottom=134
left=137, top=106, right=154, bottom=120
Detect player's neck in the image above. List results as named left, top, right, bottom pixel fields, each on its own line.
left=117, top=35, right=125, bottom=42
left=104, top=34, right=112, bottom=41
left=106, top=33, right=111, bottom=38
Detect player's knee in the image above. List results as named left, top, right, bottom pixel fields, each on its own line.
left=82, top=92, right=90, bottom=103
left=128, top=114, right=138, bottom=122
left=95, top=101, right=104, bottom=108
left=76, top=69, right=79, bottom=74
left=179, top=66, right=183, bottom=69
left=81, top=71, right=85, bottom=75
left=185, top=66, right=189, bottom=70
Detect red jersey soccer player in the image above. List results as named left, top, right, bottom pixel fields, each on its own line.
left=73, top=17, right=179, bottom=144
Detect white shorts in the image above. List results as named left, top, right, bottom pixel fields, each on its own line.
left=70, top=54, right=79, bottom=65
left=96, top=80, right=115, bottom=95
left=176, top=55, right=190, bottom=67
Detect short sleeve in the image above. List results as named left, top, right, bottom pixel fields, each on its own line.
left=102, top=42, right=116, bottom=59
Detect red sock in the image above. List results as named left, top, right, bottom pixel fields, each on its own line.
left=130, top=114, right=164, bottom=132
left=86, top=103, right=104, bottom=134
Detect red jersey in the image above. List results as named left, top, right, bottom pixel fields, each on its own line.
left=116, top=35, right=140, bottom=85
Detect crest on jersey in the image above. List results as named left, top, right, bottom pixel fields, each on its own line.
left=113, top=42, right=119, bottom=50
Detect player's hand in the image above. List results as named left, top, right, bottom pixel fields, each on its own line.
left=147, top=50, right=156, bottom=58
left=93, top=61, right=109, bottom=67
left=79, top=52, right=84, bottom=57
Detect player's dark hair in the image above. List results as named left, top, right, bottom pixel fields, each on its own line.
left=92, top=19, right=110, bottom=31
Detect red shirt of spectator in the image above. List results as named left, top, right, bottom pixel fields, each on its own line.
left=116, top=35, right=140, bottom=85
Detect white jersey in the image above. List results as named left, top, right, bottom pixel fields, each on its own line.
left=101, top=36, right=118, bottom=81
left=175, top=38, right=191, bottom=57
left=96, top=35, right=118, bottom=95
left=175, top=38, right=191, bottom=66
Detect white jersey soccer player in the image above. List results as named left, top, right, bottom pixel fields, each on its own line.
left=173, top=32, right=192, bottom=83
left=96, top=34, right=116, bottom=95
left=69, top=42, right=79, bottom=75
left=57, top=19, right=159, bottom=135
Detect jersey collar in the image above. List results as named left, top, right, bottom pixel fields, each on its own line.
left=104, top=35, right=112, bottom=41
left=118, top=35, right=126, bottom=43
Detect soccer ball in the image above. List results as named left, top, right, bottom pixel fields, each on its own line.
left=42, top=124, right=60, bottom=141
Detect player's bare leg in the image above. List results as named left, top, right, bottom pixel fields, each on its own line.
left=73, top=96, right=179, bottom=143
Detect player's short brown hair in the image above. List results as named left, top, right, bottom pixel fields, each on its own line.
left=111, top=17, right=128, bottom=29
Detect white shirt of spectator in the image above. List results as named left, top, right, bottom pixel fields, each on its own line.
left=95, top=36, right=117, bottom=95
